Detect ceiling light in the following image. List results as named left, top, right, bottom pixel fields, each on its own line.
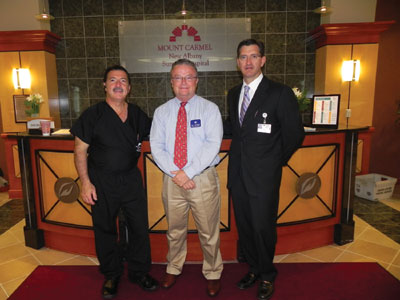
left=313, top=1, right=332, bottom=14
left=35, top=0, right=54, bottom=21
left=175, top=0, right=192, bottom=17
left=35, top=13, right=54, bottom=21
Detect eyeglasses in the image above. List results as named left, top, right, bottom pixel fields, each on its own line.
left=171, top=76, right=198, bottom=82
left=238, top=54, right=262, bottom=61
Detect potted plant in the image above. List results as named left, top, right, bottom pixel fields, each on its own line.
left=292, top=87, right=311, bottom=124
left=25, top=93, right=44, bottom=117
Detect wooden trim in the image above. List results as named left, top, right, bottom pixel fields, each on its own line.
left=0, top=30, right=61, bottom=53
left=0, top=135, right=22, bottom=199
left=308, top=21, right=395, bottom=49
left=15, top=130, right=362, bottom=258
left=357, top=127, right=375, bottom=175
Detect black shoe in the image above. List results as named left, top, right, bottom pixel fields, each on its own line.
left=257, top=281, right=274, bottom=300
left=237, top=272, right=258, bottom=290
left=102, top=277, right=120, bottom=299
left=129, top=273, right=159, bottom=291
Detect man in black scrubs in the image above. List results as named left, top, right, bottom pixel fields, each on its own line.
left=227, top=39, right=305, bottom=299
left=71, top=65, right=158, bottom=299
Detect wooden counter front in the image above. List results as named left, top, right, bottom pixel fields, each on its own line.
left=7, top=126, right=367, bottom=261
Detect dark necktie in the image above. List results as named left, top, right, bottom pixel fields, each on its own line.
left=174, top=101, right=188, bottom=169
left=239, top=85, right=250, bottom=125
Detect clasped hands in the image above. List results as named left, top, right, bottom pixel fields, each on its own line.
left=171, top=170, right=196, bottom=190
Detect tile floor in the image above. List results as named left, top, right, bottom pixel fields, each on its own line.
left=0, top=189, right=399, bottom=299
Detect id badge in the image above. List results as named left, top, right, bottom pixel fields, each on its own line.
left=190, top=119, right=201, bottom=128
left=257, top=123, right=271, bottom=133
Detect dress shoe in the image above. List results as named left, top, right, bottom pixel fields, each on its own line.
left=237, top=272, right=258, bottom=289
left=102, top=277, right=119, bottom=299
left=257, top=280, right=274, bottom=300
left=128, top=273, right=159, bottom=291
left=207, top=279, right=221, bottom=297
left=161, top=273, right=178, bottom=289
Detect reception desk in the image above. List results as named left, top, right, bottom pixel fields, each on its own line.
left=4, top=126, right=368, bottom=261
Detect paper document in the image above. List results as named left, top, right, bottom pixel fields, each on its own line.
left=52, top=129, right=71, bottom=135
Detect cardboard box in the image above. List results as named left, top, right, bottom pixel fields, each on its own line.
left=355, top=173, right=397, bottom=201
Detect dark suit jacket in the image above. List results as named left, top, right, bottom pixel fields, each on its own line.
left=227, top=76, right=305, bottom=195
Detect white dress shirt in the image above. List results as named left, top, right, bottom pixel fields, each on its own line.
left=238, top=72, right=264, bottom=118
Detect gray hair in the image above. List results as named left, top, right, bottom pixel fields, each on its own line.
left=171, top=58, right=198, bottom=76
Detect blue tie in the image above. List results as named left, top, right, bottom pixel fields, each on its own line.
left=239, top=85, right=250, bottom=126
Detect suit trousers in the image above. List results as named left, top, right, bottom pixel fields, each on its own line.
left=231, top=173, right=281, bottom=282
left=90, top=167, right=151, bottom=279
left=162, top=167, right=223, bottom=280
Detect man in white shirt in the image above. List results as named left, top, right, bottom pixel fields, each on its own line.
left=150, top=59, right=223, bottom=297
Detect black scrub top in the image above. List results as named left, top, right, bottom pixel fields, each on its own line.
left=70, top=101, right=150, bottom=173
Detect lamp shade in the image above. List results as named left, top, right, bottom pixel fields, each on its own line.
left=12, top=68, right=31, bottom=89
left=342, top=60, right=360, bottom=82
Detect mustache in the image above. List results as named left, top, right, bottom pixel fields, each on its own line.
left=113, top=87, right=124, bottom=92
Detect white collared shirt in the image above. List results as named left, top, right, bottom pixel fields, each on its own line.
left=150, top=95, right=223, bottom=179
left=238, top=72, right=264, bottom=118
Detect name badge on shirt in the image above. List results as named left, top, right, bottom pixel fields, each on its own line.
left=191, top=119, right=201, bottom=128
left=258, top=123, right=271, bottom=133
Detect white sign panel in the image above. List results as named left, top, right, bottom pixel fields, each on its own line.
left=119, top=18, right=250, bottom=73
left=311, top=94, right=341, bottom=128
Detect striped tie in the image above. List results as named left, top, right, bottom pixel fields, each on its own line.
left=239, top=85, right=250, bottom=126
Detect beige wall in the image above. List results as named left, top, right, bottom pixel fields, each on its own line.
left=0, top=0, right=50, bottom=31
left=322, top=0, right=377, bottom=24
left=0, top=50, right=60, bottom=132
left=0, top=52, right=26, bottom=132
left=315, top=43, right=379, bottom=127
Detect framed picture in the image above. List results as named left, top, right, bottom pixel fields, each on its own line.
left=310, top=94, right=340, bottom=129
left=13, top=95, right=29, bottom=123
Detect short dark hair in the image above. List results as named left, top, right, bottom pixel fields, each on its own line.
left=236, top=39, right=265, bottom=58
left=171, top=58, right=198, bottom=76
left=103, top=65, right=131, bottom=85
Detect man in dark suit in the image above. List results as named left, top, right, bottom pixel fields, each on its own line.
left=227, top=39, right=305, bottom=300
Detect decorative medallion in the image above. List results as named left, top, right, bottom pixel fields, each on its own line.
left=296, top=172, right=321, bottom=199
left=54, top=177, right=80, bottom=203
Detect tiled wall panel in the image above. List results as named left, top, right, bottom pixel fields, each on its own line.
left=49, top=0, right=321, bottom=127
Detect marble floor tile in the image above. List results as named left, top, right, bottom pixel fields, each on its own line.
left=298, top=245, right=344, bottom=262
left=0, top=186, right=399, bottom=296
left=0, top=287, right=7, bottom=300
left=0, top=243, right=32, bottom=263
left=1, top=276, right=27, bottom=298
left=357, top=227, right=400, bottom=250
left=56, top=255, right=99, bottom=266
left=381, top=198, right=400, bottom=211
left=0, top=199, right=24, bottom=235
left=0, top=231, right=20, bottom=249
left=346, top=239, right=398, bottom=264
left=279, top=253, right=321, bottom=263
left=29, top=247, right=81, bottom=265
left=0, top=255, right=38, bottom=283
left=354, top=195, right=400, bottom=243
left=391, top=251, right=400, bottom=266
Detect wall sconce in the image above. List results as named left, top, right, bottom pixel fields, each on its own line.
left=342, top=60, right=361, bottom=82
left=12, top=68, right=31, bottom=89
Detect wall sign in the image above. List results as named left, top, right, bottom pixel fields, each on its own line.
left=119, top=18, right=250, bottom=73
left=13, top=95, right=28, bottom=123
left=311, top=94, right=341, bottom=129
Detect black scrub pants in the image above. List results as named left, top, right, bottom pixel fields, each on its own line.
left=90, top=167, right=151, bottom=279
left=231, top=171, right=282, bottom=283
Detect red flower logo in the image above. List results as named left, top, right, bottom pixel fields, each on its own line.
left=170, top=24, right=201, bottom=42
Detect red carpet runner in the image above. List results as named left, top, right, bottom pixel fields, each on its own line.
left=9, top=262, right=400, bottom=299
